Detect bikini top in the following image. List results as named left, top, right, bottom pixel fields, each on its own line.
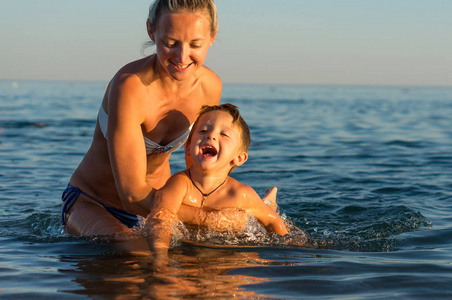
left=98, top=106, right=192, bottom=155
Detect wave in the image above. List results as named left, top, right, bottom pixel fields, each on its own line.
left=12, top=204, right=431, bottom=254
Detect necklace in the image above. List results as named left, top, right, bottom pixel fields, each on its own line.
left=188, top=169, right=226, bottom=208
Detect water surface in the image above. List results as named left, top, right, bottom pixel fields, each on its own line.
left=1, top=80, right=451, bottom=299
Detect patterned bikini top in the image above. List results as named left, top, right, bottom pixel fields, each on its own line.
left=98, top=106, right=191, bottom=154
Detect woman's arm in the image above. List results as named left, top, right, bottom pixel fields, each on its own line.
left=146, top=208, right=178, bottom=266
left=146, top=173, right=188, bottom=264
left=106, top=74, right=154, bottom=215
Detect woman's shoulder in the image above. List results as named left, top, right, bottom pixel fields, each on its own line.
left=198, top=66, right=222, bottom=103
left=201, top=66, right=222, bottom=87
left=117, top=56, right=151, bottom=75
left=109, top=56, right=154, bottom=89
left=106, top=61, right=152, bottom=104
left=201, top=65, right=222, bottom=83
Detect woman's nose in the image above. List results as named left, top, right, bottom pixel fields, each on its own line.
left=176, top=45, right=189, bottom=63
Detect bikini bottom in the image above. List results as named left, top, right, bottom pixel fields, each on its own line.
left=61, top=184, right=140, bottom=228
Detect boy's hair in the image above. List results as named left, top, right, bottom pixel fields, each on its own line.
left=187, top=103, right=251, bottom=152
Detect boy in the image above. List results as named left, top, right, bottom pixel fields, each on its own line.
left=146, top=104, right=290, bottom=263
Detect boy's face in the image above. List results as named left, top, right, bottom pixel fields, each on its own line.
left=187, top=110, right=248, bottom=172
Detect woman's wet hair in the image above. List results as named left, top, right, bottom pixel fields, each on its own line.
left=148, top=0, right=218, bottom=35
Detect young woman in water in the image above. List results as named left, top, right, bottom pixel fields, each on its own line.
left=61, top=0, right=222, bottom=239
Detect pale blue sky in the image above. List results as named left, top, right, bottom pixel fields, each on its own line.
left=1, top=0, right=451, bottom=86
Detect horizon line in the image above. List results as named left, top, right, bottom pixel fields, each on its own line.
left=1, top=78, right=451, bottom=89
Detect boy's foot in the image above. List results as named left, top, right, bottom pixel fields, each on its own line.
left=263, top=186, right=278, bottom=212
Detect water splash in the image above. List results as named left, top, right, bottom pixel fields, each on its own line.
left=160, top=216, right=309, bottom=248
left=298, top=205, right=432, bottom=252
left=17, top=203, right=431, bottom=253
left=27, top=213, right=65, bottom=237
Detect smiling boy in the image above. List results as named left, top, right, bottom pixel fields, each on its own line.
left=146, top=103, right=289, bottom=263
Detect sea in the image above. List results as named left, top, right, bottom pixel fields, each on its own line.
left=1, top=80, right=451, bottom=299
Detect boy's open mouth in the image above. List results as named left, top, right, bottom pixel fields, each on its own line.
left=201, top=145, right=217, bottom=157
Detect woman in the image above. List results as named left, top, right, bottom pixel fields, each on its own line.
left=61, top=0, right=221, bottom=239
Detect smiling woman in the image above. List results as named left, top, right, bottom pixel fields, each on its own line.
left=60, top=0, right=222, bottom=251
left=148, top=10, right=216, bottom=81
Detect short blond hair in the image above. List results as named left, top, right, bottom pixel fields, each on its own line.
left=187, top=103, right=251, bottom=153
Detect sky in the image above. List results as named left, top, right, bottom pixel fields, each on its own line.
left=1, top=0, right=451, bottom=86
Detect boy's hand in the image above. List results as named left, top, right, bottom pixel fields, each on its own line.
left=263, top=186, right=278, bottom=212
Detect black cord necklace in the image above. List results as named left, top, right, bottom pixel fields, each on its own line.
left=188, top=169, right=227, bottom=208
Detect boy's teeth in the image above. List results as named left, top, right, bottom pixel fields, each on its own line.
left=202, top=145, right=217, bottom=156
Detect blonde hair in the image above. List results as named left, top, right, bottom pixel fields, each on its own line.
left=148, top=0, right=218, bottom=36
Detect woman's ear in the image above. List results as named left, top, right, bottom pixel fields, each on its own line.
left=208, top=30, right=217, bottom=47
left=147, top=19, right=155, bottom=41
left=232, top=151, right=248, bottom=167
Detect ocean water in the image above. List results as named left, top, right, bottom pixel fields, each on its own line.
left=1, top=80, right=452, bottom=299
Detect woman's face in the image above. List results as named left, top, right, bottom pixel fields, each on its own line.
left=150, top=10, right=216, bottom=81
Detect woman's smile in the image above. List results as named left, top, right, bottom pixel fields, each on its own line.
left=152, top=11, right=215, bottom=81
left=170, top=61, right=194, bottom=71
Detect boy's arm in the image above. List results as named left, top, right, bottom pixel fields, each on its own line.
left=242, top=187, right=288, bottom=236
left=146, top=173, right=187, bottom=265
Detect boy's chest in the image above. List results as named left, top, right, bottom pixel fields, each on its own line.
left=181, top=189, right=241, bottom=210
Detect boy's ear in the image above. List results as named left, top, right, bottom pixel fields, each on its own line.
left=184, top=141, right=192, bottom=169
left=184, top=140, right=190, bottom=157
left=232, top=151, right=248, bottom=167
